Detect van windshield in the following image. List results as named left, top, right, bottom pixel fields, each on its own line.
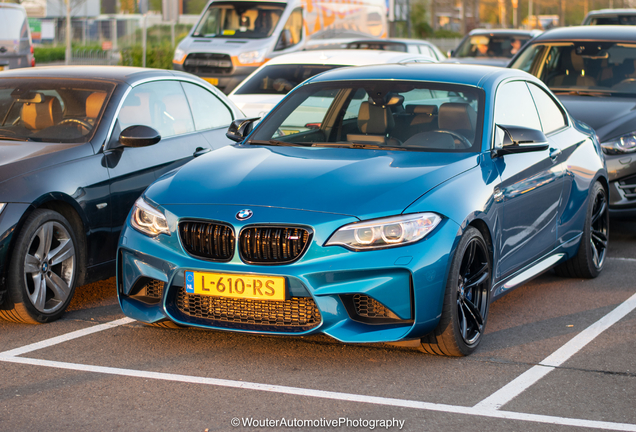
left=0, top=8, right=27, bottom=40
left=192, top=2, right=285, bottom=39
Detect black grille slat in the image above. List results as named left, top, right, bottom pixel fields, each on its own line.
left=179, top=221, right=235, bottom=261
left=240, top=226, right=310, bottom=264
left=183, top=53, right=233, bottom=74
left=176, top=287, right=321, bottom=332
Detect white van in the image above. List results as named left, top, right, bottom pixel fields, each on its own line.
left=0, top=4, right=35, bottom=71
left=173, top=0, right=388, bottom=93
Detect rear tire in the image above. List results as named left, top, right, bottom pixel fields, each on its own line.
left=420, top=227, right=491, bottom=356
left=0, top=209, right=78, bottom=324
left=555, top=181, right=608, bottom=279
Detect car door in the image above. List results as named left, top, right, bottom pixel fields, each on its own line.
left=181, top=81, right=236, bottom=151
left=493, top=80, right=564, bottom=279
left=104, top=79, right=210, bottom=255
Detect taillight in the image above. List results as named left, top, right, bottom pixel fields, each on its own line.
left=30, top=45, right=34, bottom=54
left=31, top=57, right=35, bottom=67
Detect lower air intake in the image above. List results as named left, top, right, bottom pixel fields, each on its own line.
left=175, top=287, right=321, bottom=332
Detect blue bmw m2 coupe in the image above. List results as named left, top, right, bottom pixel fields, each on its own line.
left=117, top=64, right=608, bottom=356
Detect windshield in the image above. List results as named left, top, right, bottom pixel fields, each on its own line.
left=249, top=80, right=483, bottom=152
left=347, top=42, right=407, bottom=52
left=192, top=2, right=284, bottom=39
left=514, top=42, right=636, bottom=94
left=0, top=79, right=115, bottom=143
left=587, top=15, right=636, bottom=25
left=455, top=34, right=531, bottom=58
left=234, top=64, right=343, bottom=95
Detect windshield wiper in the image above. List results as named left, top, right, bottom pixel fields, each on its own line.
left=314, top=142, right=407, bottom=151
left=247, top=139, right=312, bottom=147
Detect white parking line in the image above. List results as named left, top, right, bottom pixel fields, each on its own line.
left=0, top=317, right=135, bottom=357
left=0, top=290, right=635, bottom=430
left=0, top=355, right=635, bottom=431
left=474, top=290, right=636, bottom=410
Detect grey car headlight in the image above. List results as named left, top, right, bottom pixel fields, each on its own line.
left=131, top=197, right=170, bottom=237
left=326, top=213, right=442, bottom=251
left=601, top=132, right=636, bottom=155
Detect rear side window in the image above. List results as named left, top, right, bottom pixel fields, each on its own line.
left=182, top=82, right=233, bottom=130
left=527, top=83, right=567, bottom=134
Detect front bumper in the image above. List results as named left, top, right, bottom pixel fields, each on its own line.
left=117, top=204, right=460, bottom=343
left=606, top=154, right=636, bottom=216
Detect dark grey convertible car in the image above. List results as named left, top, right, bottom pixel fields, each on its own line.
left=510, top=26, right=636, bottom=216
left=0, top=66, right=242, bottom=323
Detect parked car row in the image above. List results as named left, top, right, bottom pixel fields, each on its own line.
left=1, top=4, right=632, bottom=357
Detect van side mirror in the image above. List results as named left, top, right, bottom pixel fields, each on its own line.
left=119, top=125, right=161, bottom=148
left=275, top=29, right=293, bottom=51
left=226, top=117, right=260, bottom=142
left=491, top=124, right=549, bottom=157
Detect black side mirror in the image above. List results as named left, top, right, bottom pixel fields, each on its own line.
left=119, top=125, right=161, bottom=148
left=491, top=124, right=549, bottom=157
left=275, top=29, right=293, bottom=51
left=226, top=117, right=260, bottom=142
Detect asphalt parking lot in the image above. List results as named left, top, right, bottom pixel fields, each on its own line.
left=1, top=220, right=635, bottom=432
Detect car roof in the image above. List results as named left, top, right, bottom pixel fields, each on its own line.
left=304, top=62, right=529, bottom=88
left=532, top=25, right=636, bottom=42
left=468, top=28, right=542, bottom=37
left=348, top=38, right=434, bottom=45
left=262, top=49, right=435, bottom=66
left=585, top=8, right=636, bottom=16
left=0, top=66, right=196, bottom=86
left=0, top=3, right=26, bottom=9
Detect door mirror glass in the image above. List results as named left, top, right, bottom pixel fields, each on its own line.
left=119, top=125, right=161, bottom=148
left=226, top=117, right=260, bottom=142
left=492, top=124, right=549, bottom=157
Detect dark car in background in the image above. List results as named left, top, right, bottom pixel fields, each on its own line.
left=0, top=3, right=34, bottom=70
left=0, top=66, right=242, bottom=324
left=509, top=25, right=636, bottom=216
left=447, top=29, right=541, bottom=66
left=583, top=9, right=636, bottom=25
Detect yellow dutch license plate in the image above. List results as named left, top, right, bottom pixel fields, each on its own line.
left=202, top=77, right=219, bottom=86
left=185, top=271, right=286, bottom=301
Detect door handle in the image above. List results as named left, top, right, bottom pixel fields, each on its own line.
left=193, top=147, right=211, bottom=157
left=549, top=148, right=562, bottom=159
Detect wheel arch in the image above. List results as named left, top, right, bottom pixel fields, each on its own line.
left=10, top=193, right=90, bottom=287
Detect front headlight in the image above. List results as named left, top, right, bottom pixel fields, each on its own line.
left=326, top=213, right=442, bottom=251
left=131, top=197, right=170, bottom=237
left=0, top=203, right=5, bottom=215
left=173, top=47, right=186, bottom=64
left=237, top=48, right=267, bottom=65
left=601, top=132, right=636, bottom=155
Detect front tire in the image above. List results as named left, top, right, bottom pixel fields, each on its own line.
left=0, top=209, right=78, bottom=324
left=420, top=227, right=491, bottom=356
left=555, top=181, right=608, bottom=279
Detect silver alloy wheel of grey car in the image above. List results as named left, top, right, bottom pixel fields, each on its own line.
left=23, top=220, right=76, bottom=314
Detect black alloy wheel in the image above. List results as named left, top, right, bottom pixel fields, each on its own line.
left=555, top=181, right=608, bottom=279
left=420, top=227, right=491, bottom=356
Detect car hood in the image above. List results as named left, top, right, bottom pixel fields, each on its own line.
left=228, top=94, right=283, bottom=119
left=557, top=95, right=636, bottom=142
left=145, top=144, right=479, bottom=220
left=0, top=140, right=93, bottom=185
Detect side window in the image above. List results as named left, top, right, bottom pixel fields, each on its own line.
left=494, top=81, right=542, bottom=132
left=527, top=82, right=567, bottom=134
left=182, top=82, right=233, bottom=130
left=278, top=8, right=303, bottom=49
left=118, top=81, right=194, bottom=138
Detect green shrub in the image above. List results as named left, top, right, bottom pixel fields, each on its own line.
left=119, top=43, right=174, bottom=69
left=33, top=46, right=66, bottom=63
